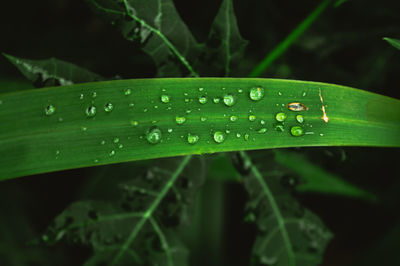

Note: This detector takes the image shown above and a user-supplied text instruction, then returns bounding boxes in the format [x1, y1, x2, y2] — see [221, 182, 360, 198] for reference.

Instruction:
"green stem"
[249, 0, 333, 77]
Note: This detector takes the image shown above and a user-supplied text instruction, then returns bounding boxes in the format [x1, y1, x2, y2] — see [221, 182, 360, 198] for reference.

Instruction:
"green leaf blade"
[383, 37, 400, 51]
[0, 78, 399, 181]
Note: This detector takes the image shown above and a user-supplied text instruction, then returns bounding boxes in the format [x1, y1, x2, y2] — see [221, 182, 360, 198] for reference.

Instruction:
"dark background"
[0, 0, 400, 265]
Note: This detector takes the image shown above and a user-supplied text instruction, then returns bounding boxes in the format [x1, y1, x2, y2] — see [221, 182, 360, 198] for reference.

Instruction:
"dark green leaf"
[198, 0, 248, 76]
[41, 155, 206, 265]
[86, 0, 202, 77]
[237, 151, 333, 266]
[383, 37, 400, 51]
[2, 53, 103, 88]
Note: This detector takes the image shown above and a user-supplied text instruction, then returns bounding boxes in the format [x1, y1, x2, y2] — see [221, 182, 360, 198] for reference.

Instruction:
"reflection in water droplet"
[187, 134, 199, 144]
[198, 96, 207, 104]
[104, 102, 114, 112]
[124, 88, 132, 95]
[223, 94, 236, 106]
[213, 131, 226, 143]
[175, 116, 186, 124]
[161, 95, 170, 103]
[275, 112, 287, 122]
[86, 106, 97, 117]
[45, 105, 56, 116]
[249, 86, 265, 101]
[146, 126, 162, 144]
[296, 114, 304, 123]
[248, 115, 256, 121]
[291, 126, 304, 136]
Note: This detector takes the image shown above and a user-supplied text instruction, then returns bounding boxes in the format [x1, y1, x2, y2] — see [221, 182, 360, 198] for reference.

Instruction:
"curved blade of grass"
[383, 37, 400, 51]
[249, 0, 333, 77]
[0, 77, 399, 181]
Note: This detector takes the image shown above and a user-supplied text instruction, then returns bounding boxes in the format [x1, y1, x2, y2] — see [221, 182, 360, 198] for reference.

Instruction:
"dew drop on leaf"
[175, 116, 186, 125]
[92, 91, 97, 98]
[113, 137, 119, 143]
[85, 106, 96, 117]
[130, 120, 139, 126]
[100, 140, 106, 145]
[249, 86, 265, 101]
[230, 115, 238, 122]
[291, 126, 304, 136]
[200, 117, 207, 122]
[198, 87, 204, 92]
[213, 97, 221, 104]
[187, 133, 199, 144]
[104, 102, 114, 112]
[213, 131, 226, 143]
[161, 95, 170, 103]
[44, 105, 56, 116]
[296, 114, 304, 123]
[146, 126, 162, 144]
[109, 150, 116, 156]
[198, 96, 207, 104]
[124, 88, 132, 96]
[244, 133, 249, 141]
[248, 115, 256, 121]
[275, 112, 287, 122]
[275, 124, 284, 132]
[223, 94, 236, 106]
[258, 128, 267, 134]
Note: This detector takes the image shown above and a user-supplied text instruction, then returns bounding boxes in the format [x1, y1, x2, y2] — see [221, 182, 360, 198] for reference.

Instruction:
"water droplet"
[302, 91, 307, 97]
[109, 150, 116, 156]
[258, 128, 267, 134]
[200, 117, 207, 122]
[244, 133, 249, 141]
[275, 124, 284, 132]
[198, 96, 207, 104]
[260, 120, 266, 125]
[124, 88, 132, 96]
[186, 109, 192, 114]
[130, 120, 139, 126]
[278, 92, 282, 96]
[249, 86, 265, 101]
[259, 255, 278, 265]
[248, 115, 256, 121]
[85, 106, 97, 117]
[81, 126, 87, 132]
[161, 95, 170, 103]
[92, 92, 97, 98]
[175, 116, 186, 125]
[291, 126, 304, 136]
[129, 103, 135, 108]
[45, 105, 56, 116]
[319, 133, 324, 137]
[118, 144, 123, 149]
[223, 94, 236, 106]
[79, 94, 84, 100]
[146, 126, 162, 144]
[101, 140, 106, 145]
[104, 102, 114, 112]
[236, 133, 241, 138]
[143, 108, 148, 112]
[226, 129, 231, 134]
[58, 117, 63, 122]
[296, 114, 304, 123]
[187, 134, 199, 144]
[113, 137, 119, 143]
[198, 87, 204, 92]
[167, 128, 173, 133]
[94, 159, 99, 163]
[184, 98, 190, 103]
[287, 102, 309, 111]
[275, 112, 287, 122]
[213, 97, 221, 103]
[230, 115, 238, 122]
[238, 88, 243, 93]
[213, 131, 226, 143]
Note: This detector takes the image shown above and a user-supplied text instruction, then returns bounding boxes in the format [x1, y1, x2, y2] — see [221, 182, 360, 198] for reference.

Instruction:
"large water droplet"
[85, 106, 97, 117]
[275, 112, 287, 122]
[161, 95, 170, 103]
[198, 96, 207, 104]
[223, 94, 236, 106]
[146, 126, 162, 144]
[291, 126, 304, 136]
[187, 133, 199, 144]
[104, 102, 114, 112]
[175, 116, 186, 125]
[213, 131, 226, 143]
[249, 86, 265, 101]
[45, 105, 56, 116]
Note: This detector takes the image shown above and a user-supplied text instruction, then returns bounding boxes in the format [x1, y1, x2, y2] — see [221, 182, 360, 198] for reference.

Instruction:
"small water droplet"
[167, 128, 173, 133]
[213, 131, 226, 143]
[45, 105, 56, 116]
[94, 159, 99, 163]
[113, 137, 119, 143]
[187, 133, 199, 144]
[81, 126, 87, 132]
[238, 88, 243, 93]
[124, 88, 132, 96]
[146, 126, 162, 144]
[198, 96, 207, 104]
[275, 124, 284, 132]
[226, 129, 231, 134]
[118, 144, 123, 149]
[291, 126, 304, 136]
[200, 117, 207, 122]
[184, 98, 190, 103]
[275, 112, 287, 122]
[248, 115, 256, 121]
[198, 87, 204, 92]
[175, 116, 186, 124]
[186, 109, 192, 114]
[161, 95, 170, 103]
[104, 102, 114, 112]
[319, 133, 324, 137]
[130, 120, 139, 126]
[244, 133, 249, 141]
[109, 150, 116, 156]
[79, 94, 84, 100]
[143, 108, 148, 112]
[92, 92, 97, 98]
[223, 94, 236, 106]
[230, 115, 238, 122]
[258, 128, 267, 134]
[85, 106, 97, 117]
[129, 103, 135, 108]
[278, 92, 282, 96]
[296, 115, 304, 123]
[302, 91, 307, 97]
[236, 133, 241, 138]
[260, 120, 266, 125]
[249, 86, 265, 101]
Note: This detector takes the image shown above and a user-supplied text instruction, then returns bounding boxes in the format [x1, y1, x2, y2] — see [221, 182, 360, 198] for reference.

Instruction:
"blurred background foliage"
[0, 0, 400, 265]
